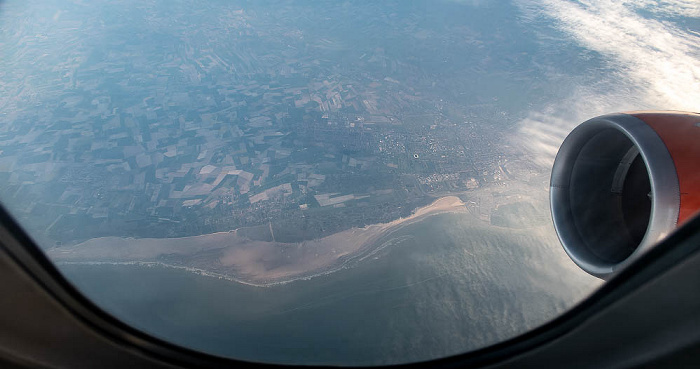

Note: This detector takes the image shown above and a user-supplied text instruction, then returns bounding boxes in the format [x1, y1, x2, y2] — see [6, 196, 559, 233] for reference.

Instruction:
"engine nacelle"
[550, 111, 700, 278]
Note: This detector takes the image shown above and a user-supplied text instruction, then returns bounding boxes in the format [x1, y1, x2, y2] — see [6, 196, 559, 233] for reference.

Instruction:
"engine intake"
[550, 112, 700, 278]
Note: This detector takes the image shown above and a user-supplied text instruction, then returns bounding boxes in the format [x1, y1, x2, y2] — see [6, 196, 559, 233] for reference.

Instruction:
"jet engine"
[550, 111, 700, 278]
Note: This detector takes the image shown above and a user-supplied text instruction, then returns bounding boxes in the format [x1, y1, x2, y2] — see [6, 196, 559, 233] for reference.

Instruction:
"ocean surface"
[59, 212, 600, 366]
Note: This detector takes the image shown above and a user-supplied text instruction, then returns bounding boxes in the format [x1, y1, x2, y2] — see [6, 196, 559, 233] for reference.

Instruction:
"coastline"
[49, 196, 467, 286]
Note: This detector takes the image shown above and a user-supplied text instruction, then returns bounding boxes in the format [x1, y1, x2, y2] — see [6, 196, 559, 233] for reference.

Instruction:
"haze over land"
[1, 0, 556, 249]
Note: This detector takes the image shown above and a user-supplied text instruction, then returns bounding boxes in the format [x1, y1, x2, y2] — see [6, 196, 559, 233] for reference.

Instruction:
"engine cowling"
[550, 111, 700, 279]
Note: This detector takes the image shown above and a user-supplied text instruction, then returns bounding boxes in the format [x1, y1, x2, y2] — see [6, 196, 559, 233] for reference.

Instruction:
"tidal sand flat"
[49, 196, 467, 286]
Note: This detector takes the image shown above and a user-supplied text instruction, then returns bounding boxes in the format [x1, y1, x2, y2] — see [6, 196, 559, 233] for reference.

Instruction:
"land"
[1, 1, 566, 278]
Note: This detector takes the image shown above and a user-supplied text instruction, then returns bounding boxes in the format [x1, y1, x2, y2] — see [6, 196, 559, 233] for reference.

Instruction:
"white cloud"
[630, 0, 700, 18]
[513, 0, 700, 170]
[512, 87, 643, 169]
[540, 0, 700, 109]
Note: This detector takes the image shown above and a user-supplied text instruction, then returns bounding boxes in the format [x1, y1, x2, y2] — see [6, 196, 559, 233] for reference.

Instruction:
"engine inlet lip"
[550, 113, 680, 278]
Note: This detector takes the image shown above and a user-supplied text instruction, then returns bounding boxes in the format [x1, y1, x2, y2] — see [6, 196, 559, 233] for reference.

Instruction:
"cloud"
[630, 0, 700, 18]
[512, 87, 643, 169]
[513, 0, 700, 170]
[539, 0, 700, 109]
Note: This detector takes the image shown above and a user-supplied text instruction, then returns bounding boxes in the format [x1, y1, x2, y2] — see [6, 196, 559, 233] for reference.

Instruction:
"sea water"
[59, 213, 599, 365]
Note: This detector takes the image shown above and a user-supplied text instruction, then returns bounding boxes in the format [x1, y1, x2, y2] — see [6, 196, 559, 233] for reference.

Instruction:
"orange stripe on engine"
[631, 112, 700, 225]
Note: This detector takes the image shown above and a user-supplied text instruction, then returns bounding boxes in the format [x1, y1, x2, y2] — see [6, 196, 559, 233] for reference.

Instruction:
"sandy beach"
[49, 196, 467, 286]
